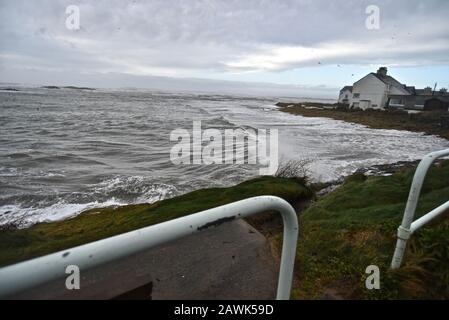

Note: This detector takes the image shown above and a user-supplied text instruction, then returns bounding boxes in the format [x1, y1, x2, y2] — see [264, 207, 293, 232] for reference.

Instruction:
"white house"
[339, 67, 411, 110]
[338, 86, 353, 105]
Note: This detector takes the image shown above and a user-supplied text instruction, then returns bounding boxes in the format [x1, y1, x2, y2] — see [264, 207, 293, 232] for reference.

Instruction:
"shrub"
[275, 159, 312, 182]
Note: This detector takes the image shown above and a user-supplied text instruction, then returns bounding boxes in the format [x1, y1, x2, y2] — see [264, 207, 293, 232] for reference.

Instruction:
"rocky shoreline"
[277, 102, 449, 140]
[314, 160, 422, 198]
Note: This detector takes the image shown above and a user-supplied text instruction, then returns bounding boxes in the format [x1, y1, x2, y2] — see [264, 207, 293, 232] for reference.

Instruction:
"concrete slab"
[11, 220, 278, 300]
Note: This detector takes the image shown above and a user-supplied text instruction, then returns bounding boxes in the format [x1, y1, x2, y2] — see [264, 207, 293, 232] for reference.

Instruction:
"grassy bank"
[1, 162, 448, 299]
[290, 160, 449, 299]
[277, 102, 449, 140]
[0, 176, 313, 267]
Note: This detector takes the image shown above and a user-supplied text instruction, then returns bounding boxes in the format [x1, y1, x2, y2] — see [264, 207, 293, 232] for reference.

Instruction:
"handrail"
[0, 196, 298, 300]
[391, 148, 449, 269]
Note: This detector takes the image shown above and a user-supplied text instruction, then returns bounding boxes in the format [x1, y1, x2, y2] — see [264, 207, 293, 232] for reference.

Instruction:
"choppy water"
[1, 87, 448, 226]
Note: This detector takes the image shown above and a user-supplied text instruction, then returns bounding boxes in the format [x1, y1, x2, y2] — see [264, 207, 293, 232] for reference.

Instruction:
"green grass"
[0, 176, 313, 267]
[1, 162, 448, 299]
[291, 160, 449, 299]
[277, 103, 449, 140]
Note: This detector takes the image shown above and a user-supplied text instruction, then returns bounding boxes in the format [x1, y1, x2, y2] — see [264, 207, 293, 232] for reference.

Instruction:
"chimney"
[424, 87, 432, 95]
[377, 67, 388, 77]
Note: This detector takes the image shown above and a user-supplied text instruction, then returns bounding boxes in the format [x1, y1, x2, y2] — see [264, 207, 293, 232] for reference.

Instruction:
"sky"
[0, 0, 448, 98]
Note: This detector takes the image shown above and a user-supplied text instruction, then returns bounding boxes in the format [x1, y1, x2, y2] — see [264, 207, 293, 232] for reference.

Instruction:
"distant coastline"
[42, 85, 96, 91]
[277, 102, 449, 141]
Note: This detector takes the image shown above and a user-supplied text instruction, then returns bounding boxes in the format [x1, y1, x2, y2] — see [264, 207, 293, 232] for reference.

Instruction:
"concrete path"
[12, 220, 279, 300]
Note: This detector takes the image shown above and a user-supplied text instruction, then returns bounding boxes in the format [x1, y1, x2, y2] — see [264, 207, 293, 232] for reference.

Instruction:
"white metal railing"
[391, 148, 449, 269]
[0, 196, 298, 300]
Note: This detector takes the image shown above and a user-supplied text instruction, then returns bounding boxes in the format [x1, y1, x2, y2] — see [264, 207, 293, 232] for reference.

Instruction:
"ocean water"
[1, 87, 448, 226]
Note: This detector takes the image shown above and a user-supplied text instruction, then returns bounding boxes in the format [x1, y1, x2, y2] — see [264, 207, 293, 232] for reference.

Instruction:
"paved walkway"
[12, 220, 279, 300]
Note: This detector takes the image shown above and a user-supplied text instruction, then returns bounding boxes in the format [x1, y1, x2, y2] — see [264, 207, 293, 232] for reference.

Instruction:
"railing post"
[0, 196, 298, 300]
[391, 148, 449, 269]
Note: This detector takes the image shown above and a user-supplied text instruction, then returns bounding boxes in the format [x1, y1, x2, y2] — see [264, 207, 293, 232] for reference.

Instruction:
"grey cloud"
[0, 0, 448, 89]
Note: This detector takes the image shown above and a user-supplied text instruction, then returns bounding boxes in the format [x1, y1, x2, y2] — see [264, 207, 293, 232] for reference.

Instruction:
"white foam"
[0, 178, 179, 228]
[0, 198, 126, 228]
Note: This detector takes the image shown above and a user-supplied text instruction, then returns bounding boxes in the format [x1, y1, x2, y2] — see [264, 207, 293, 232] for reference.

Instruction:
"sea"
[1, 86, 448, 226]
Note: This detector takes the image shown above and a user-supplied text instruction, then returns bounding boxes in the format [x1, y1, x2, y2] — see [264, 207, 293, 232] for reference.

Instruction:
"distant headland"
[42, 85, 96, 91]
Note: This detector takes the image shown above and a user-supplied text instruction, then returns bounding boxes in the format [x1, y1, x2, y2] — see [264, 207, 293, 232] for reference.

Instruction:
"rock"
[42, 86, 60, 89]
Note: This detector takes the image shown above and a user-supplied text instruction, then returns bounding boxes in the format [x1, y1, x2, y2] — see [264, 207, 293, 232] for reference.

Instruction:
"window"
[390, 98, 403, 105]
[353, 93, 360, 98]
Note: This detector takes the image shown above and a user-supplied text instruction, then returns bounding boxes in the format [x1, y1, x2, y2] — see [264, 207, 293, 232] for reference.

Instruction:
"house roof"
[415, 89, 434, 96]
[396, 88, 449, 97]
[340, 86, 353, 93]
[371, 73, 407, 91]
[388, 94, 449, 103]
[404, 86, 416, 95]
[426, 96, 449, 102]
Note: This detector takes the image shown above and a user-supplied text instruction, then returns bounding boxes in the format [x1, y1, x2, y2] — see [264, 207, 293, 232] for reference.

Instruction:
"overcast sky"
[0, 0, 448, 98]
